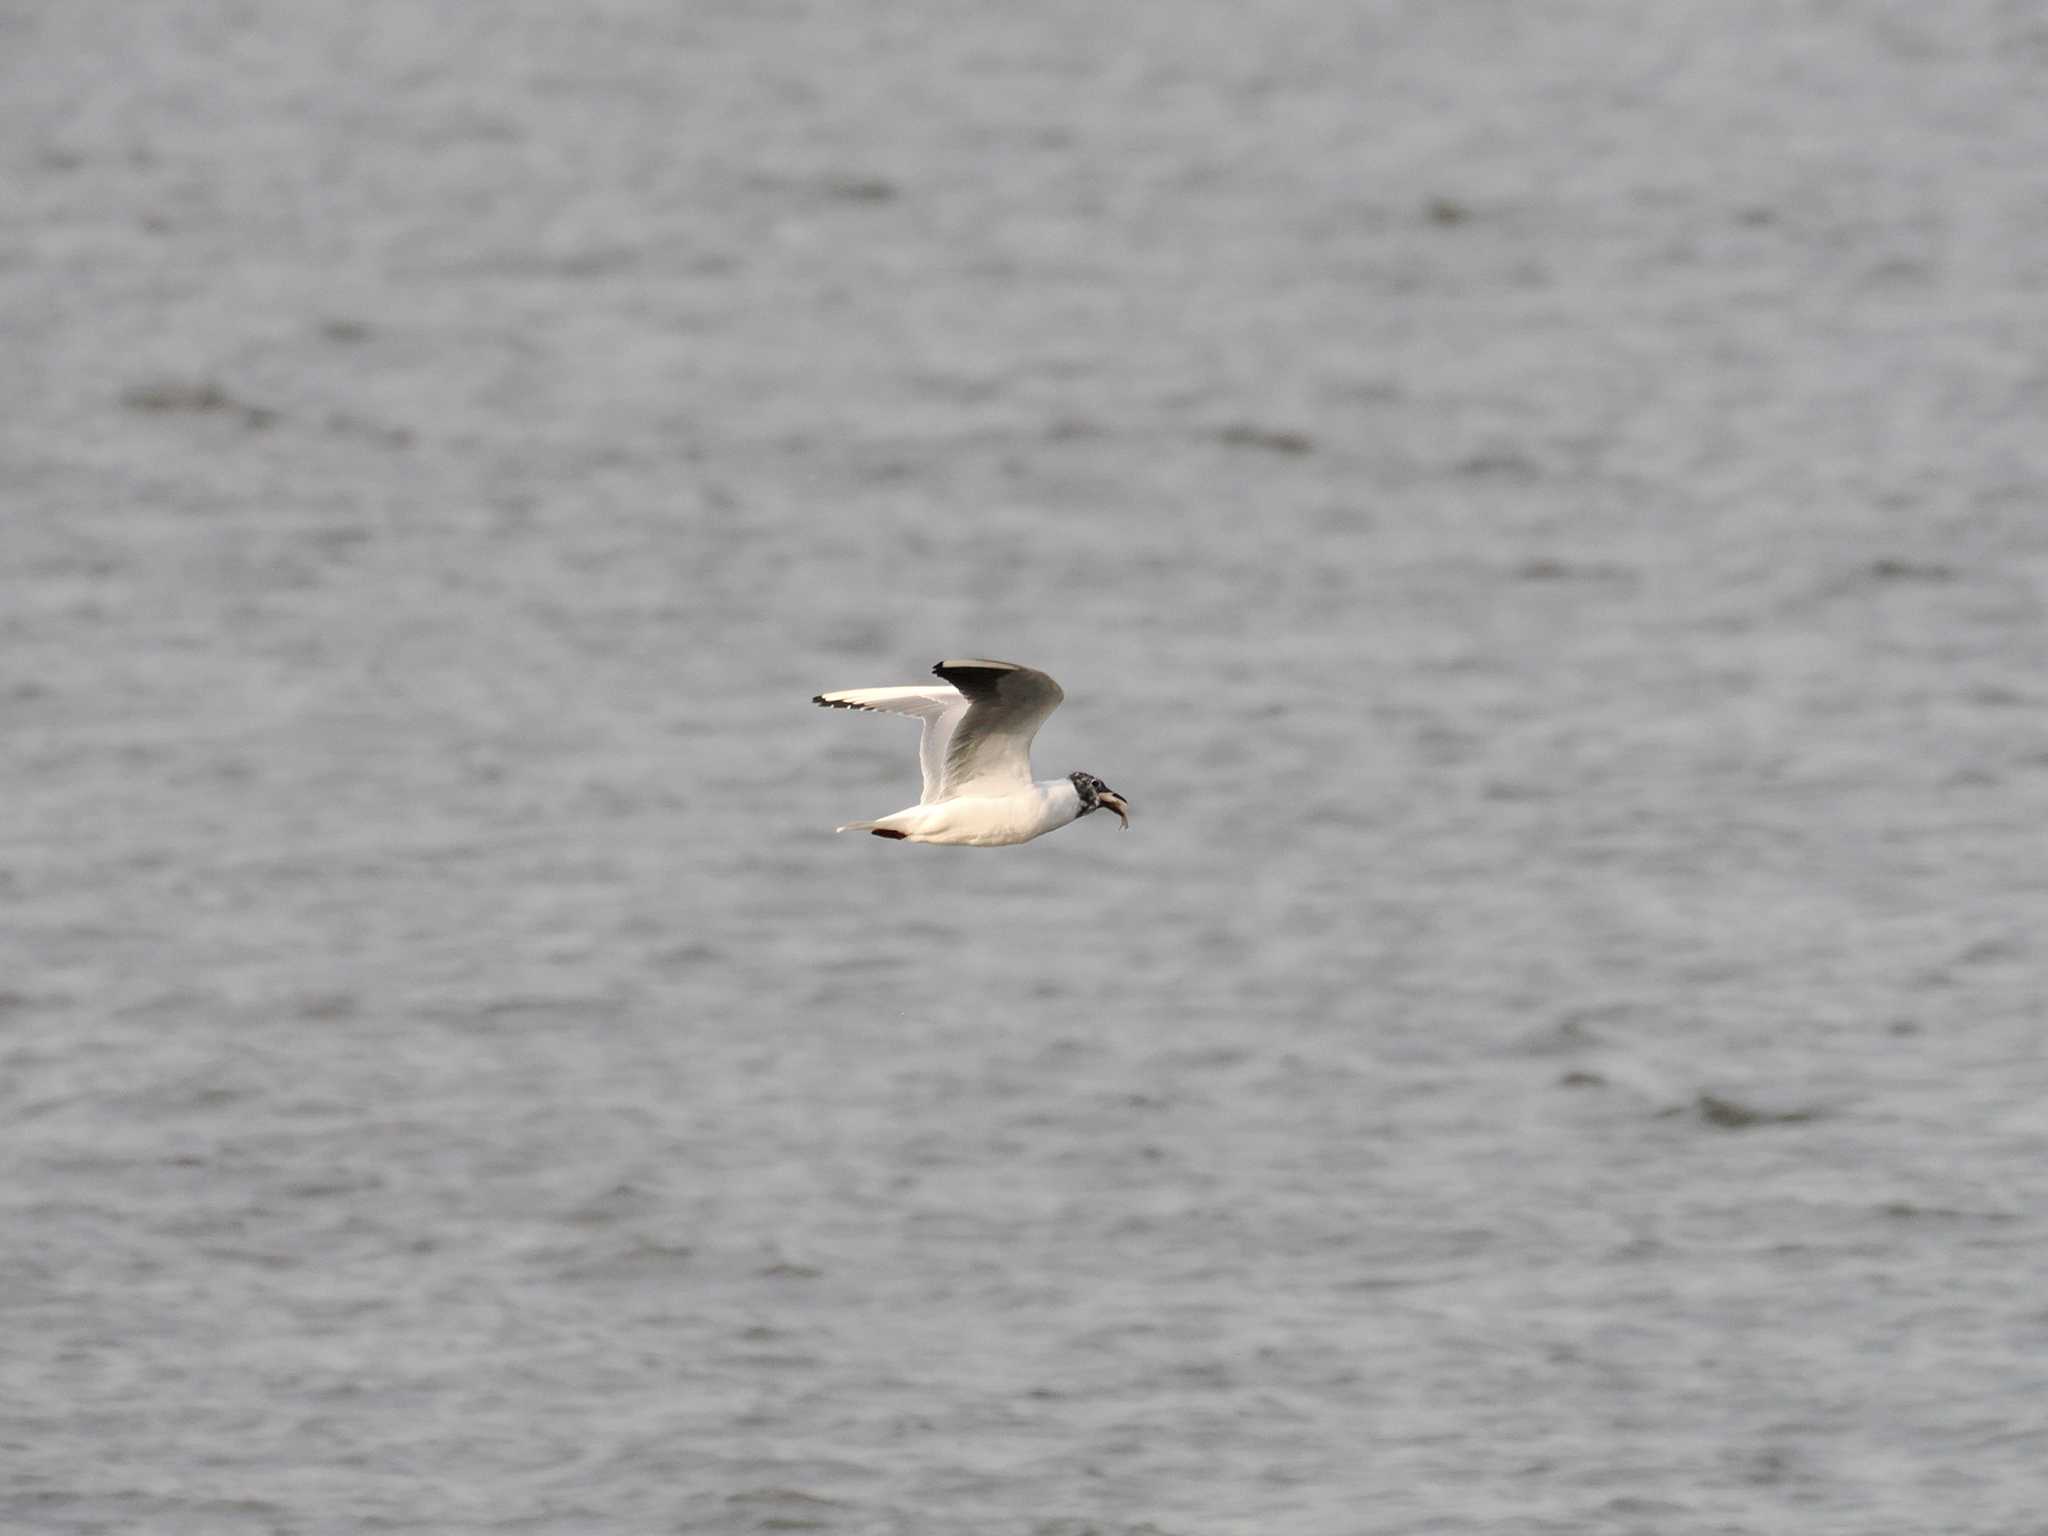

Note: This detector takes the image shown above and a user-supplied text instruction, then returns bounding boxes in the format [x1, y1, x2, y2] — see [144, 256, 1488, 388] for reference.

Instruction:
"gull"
[813, 658, 1130, 846]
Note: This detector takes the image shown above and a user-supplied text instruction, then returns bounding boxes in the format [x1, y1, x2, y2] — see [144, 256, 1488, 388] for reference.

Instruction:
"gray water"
[5, 2, 2047, 1532]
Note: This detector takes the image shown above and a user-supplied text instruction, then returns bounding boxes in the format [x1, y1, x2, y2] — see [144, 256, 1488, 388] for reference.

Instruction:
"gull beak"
[1098, 790, 1130, 829]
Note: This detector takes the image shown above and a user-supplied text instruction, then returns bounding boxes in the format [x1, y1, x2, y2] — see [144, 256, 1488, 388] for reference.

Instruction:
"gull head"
[1070, 772, 1131, 829]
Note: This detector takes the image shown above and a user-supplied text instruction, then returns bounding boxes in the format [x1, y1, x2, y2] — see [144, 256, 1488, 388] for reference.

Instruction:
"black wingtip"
[933, 658, 1028, 699]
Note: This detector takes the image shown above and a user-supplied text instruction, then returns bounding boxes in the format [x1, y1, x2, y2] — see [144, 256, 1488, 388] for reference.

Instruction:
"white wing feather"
[812, 684, 968, 804]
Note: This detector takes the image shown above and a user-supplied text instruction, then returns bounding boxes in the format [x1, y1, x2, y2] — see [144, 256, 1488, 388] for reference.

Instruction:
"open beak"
[1098, 791, 1130, 829]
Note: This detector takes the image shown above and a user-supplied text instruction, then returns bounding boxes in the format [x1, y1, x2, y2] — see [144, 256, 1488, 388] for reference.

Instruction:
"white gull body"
[813, 658, 1130, 847]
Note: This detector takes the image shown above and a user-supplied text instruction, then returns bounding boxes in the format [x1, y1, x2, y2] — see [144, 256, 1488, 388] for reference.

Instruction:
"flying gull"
[813, 658, 1130, 846]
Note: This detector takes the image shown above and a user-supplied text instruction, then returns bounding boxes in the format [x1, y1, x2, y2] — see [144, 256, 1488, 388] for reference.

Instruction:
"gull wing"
[813, 683, 968, 804]
[930, 659, 1065, 798]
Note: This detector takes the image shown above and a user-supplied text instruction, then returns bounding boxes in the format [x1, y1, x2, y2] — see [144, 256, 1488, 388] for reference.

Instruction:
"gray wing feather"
[930, 659, 1066, 796]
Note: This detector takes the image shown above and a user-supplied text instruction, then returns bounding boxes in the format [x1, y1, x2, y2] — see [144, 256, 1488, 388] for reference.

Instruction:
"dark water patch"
[1512, 1005, 1630, 1056]
[1213, 423, 1316, 455]
[323, 412, 415, 449]
[558, 1180, 661, 1227]
[1557, 1069, 1607, 1089]
[1861, 253, 1939, 288]
[1726, 1443, 1810, 1488]
[550, 245, 640, 278]
[725, 1488, 847, 1533]
[196, 1243, 304, 1271]
[1595, 1496, 1692, 1520]
[1453, 446, 1540, 479]
[178, 1498, 299, 1524]
[457, 993, 629, 1026]
[821, 173, 900, 203]
[1310, 504, 1376, 538]
[295, 991, 359, 1022]
[728, 1479, 865, 1503]
[1165, 1358, 1235, 1392]
[1513, 557, 1637, 584]
[1880, 1201, 2018, 1223]
[1867, 557, 1958, 583]
[1480, 777, 1553, 803]
[318, 317, 373, 343]
[855, 455, 917, 484]
[1967, 684, 2033, 708]
[657, 939, 725, 970]
[1951, 934, 2024, 967]
[534, 1222, 697, 1282]
[115, 985, 230, 1021]
[1424, 195, 1473, 226]
[565, 1236, 696, 1278]
[280, 1173, 386, 1200]
[1677, 1092, 1824, 1130]
[719, 1348, 825, 1372]
[120, 379, 277, 429]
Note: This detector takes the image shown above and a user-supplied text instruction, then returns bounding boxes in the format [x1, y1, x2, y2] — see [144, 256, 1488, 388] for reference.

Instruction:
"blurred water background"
[5, 2, 2047, 1532]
